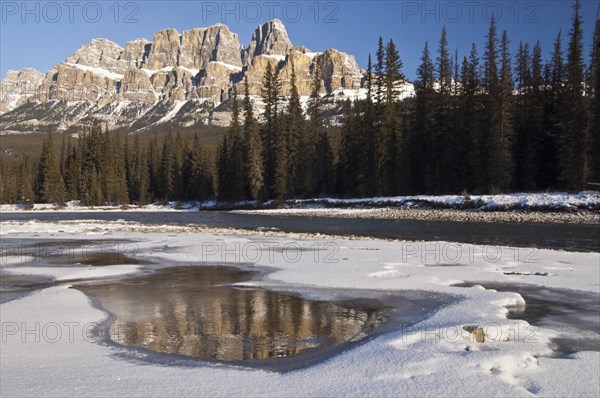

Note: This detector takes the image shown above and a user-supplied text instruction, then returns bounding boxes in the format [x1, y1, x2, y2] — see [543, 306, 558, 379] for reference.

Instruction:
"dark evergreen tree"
[37, 132, 66, 204]
[260, 62, 281, 198]
[276, 56, 305, 198]
[411, 41, 436, 194]
[358, 55, 378, 197]
[337, 100, 360, 196]
[431, 27, 454, 193]
[482, 18, 513, 192]
[540, 32, 565, 188]
[243, 75, 266, 201]
[378, 39, 403, 195]
[307, 62, 330, 196]
[559, 0, 588, 189]
[461, 43, 484, 191]
[127, 135, 149, 204]
[375, 36, 385, 108]
[185, 133, 213, 201]
[588, 17, 600, 184]
[217, 87, 245, 201]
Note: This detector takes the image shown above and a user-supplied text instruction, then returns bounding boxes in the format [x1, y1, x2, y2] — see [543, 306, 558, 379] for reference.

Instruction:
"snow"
[209, 61, 243, 72]
[152, 100, 187, 125]
[67, 64, 124, 80]
[0, 219, 598, 396]
[175, 66, 201, 76]
[304, 52, 322, 59]
[1, 192, 598, 214]
[261, 54, 287, 62]
[0, 200, 204, 213]
[242, 192, 600, 212]
[329, 88, 369, 101]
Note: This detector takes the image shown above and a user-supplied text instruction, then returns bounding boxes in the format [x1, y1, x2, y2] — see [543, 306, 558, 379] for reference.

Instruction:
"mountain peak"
[245, 19, 292, 61]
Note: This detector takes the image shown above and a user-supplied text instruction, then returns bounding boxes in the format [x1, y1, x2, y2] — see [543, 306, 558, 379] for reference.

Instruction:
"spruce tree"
[375, 36, 385, 108]
[358, 55, 378, 197]
[307, 62, 327, 196]
[276, 56, 305, 198]
[217, 87, 246, 201]
[216, 134, 230, 201]
[37, 132, 66, 204]
[243, 75, 266, 201]
[431, 27, 454, 193]
[378, 39, 403, 195]
[496, 30, 515, 191]
[461, 43, 484, 191]
[540, 32, 565, 188]
[186, 133, 213, 201]
[560, 0, 588, 189]
[482, 17, 513, 192]
[588, 17, 600, 184]
[261, 62, 281, 198]
[412, 41, 435, 194]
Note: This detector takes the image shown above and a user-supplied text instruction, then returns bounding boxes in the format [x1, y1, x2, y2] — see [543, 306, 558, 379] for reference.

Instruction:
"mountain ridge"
[0, 19, 414, 134]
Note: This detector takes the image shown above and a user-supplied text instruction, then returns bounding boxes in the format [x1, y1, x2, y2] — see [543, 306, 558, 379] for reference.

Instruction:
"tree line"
[1, 1, 598, 205]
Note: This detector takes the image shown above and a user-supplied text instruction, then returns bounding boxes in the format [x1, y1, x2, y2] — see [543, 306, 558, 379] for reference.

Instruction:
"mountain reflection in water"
[80, 267, 389, 361]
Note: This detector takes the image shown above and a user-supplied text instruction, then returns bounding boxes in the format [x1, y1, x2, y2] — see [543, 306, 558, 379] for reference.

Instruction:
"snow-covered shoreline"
[1, 219, 599, 396]
[1, 192, 599, 213]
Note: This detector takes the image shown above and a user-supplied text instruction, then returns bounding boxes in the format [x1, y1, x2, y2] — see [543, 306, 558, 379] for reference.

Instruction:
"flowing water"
[2, 211, 598, 251]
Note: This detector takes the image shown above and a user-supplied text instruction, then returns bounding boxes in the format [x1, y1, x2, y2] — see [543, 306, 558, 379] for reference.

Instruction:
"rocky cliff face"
[0, 68, 44, 114]
[0, 19, 408, 134]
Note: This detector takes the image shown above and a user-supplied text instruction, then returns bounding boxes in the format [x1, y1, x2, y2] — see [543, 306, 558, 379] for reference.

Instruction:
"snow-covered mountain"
[0, 19, 415, 134]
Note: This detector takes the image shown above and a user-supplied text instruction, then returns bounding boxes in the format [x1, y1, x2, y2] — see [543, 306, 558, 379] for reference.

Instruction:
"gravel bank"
[236, 208, 600, 224]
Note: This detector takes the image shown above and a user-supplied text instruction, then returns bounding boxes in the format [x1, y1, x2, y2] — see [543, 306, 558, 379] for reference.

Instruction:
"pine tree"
[412, 41, 435, 194]
[461, 43, 484, 191]
[243, 75, 266, 201]
[337, 100, 360, 196]
[127, 135, 149, 205]
[186, 133, 213, 201]
[358, 54, 378, 197]
[378, 39, 403, 195]
[588, 17, 600, 184]
[276, 56, 305, 198]
[496, 30, 515, 191]
[559, 0, 588, 189]
[307, 62, 328, 196]
[147, 135, 161, 201]
[261, 62, 281, 198]
[64, 138, 79, 201]
[540, 32, 565, 188]
[216, 134, 230, 201]
[375, 36, 385, 108]
[159, 132, 175, 201]
[482, 18, 513, 192]
[431, 27, 454, 193]
[37, 132, 66, 204]
[217, 87, 245, 201]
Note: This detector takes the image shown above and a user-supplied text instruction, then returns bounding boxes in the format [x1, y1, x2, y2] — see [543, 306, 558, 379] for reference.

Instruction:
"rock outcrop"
[245, 19, 293, 61]
[0, 68, 44, 114]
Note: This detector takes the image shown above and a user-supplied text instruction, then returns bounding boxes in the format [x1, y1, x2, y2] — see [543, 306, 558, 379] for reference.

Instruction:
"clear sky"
[1, 0, 599, 80]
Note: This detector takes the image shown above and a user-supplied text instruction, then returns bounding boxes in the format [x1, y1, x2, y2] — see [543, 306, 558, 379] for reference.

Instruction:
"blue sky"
[1, 0, 599, 80]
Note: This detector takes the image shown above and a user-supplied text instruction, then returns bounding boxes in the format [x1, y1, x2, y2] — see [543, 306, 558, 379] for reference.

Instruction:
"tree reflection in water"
[81, 267, 389, 361]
